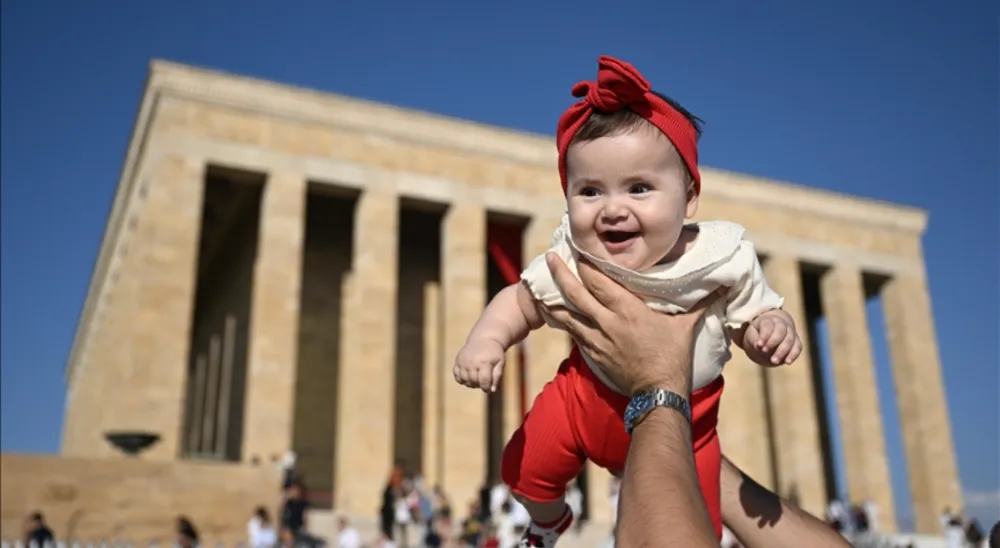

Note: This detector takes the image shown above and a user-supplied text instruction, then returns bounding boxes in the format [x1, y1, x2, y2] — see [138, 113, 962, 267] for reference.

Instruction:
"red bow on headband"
[556, 55, 701, 194]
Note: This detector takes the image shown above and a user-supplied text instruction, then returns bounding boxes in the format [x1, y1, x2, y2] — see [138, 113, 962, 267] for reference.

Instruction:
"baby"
[453, 55, 802, 547]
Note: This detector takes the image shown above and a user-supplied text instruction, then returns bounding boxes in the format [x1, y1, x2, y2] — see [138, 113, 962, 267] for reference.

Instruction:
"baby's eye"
[580, 187, 601, 197]
[630, 183, 652, 194]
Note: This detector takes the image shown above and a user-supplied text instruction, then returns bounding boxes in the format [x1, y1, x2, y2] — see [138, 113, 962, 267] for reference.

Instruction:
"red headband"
[556, 55, 701, 194]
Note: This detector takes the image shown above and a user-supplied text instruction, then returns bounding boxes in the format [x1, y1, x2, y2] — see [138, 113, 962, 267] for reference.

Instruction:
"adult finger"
[546, 305, 604, 345]
[576, 259, 634, 313]
[546, 253, 610, 324]
[689, 289, 724, 314]
[675, 290, 721, 330]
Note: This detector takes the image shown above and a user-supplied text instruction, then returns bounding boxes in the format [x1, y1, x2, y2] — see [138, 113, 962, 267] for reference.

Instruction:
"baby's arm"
[454, 282, 543, 392]
[466, 282, 545, 349]
[723, 241, 801, 366]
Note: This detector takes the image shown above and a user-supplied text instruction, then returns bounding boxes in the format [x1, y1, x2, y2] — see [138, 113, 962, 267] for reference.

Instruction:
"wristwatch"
[623, 388, 692, 434]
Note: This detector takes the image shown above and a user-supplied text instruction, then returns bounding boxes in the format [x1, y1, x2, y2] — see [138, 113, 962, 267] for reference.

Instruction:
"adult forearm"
[720, 457, 849, 548]
[616, 408, 717, 548]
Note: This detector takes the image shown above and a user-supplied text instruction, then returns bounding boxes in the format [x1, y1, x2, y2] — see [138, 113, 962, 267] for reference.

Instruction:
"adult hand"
[540, 252, 717, 397]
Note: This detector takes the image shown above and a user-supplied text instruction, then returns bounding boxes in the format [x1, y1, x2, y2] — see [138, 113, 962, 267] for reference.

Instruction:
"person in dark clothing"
[379, 482, 397, 540]
[966, 518, 985, 546]
[281, 479, 310, 543]
[24, 512, 54, 547]
[379, 463, 405, 540]
[989, 520, 999, 548]
[176, 516, 199, 548]
[851, 504, 869, 533]
[478, 484, 492, 523]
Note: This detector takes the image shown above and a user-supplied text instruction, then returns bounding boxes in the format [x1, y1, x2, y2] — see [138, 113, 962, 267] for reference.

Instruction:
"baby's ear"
[685, 183, 700, 219]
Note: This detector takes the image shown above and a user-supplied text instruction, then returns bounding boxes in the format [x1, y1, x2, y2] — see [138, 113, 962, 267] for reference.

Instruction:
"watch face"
[624, 392, 652, 426]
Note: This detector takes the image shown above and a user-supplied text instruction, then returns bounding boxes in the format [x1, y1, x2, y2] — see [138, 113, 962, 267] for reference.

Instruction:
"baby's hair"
[569, 91, 704, 183]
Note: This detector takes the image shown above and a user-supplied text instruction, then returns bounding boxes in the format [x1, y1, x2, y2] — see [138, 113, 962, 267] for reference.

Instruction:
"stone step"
[308, 510, 614, 547]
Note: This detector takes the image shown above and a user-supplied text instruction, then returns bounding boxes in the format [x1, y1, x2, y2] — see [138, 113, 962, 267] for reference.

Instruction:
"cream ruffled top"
[521, 215, 784, 392]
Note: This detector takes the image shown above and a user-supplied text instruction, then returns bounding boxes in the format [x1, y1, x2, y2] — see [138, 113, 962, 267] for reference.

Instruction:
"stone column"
[116, 154, 206, 459]
[334, 188, 399, 514]
[502, 346, 524, 442]
[422, 281, 443, 487]
[522, 215, 570, 401]
[241, 172, 307, 463]
[821, 264, 896, 531]
[881, 272, 962, 535]
[441, 203, 487, 507]
[763, 255, 827, 515]
[718, 355, 774, 489]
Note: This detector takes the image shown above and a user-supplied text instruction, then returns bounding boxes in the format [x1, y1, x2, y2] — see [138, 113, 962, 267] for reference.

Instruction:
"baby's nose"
[601, 201, 629, 219]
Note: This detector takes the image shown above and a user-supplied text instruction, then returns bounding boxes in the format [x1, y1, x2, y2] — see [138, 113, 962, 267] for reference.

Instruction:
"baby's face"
[565, 129, 698, 271]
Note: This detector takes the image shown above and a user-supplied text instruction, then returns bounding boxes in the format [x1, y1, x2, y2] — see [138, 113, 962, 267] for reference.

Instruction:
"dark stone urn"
[104, 430, 161, 457]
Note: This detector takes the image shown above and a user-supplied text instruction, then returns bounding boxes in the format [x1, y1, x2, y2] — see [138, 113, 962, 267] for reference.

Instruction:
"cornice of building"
[148, 59, 928, 235]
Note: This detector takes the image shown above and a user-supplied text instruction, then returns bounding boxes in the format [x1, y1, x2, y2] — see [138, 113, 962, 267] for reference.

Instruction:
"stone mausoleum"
[2, 60, 962, 542]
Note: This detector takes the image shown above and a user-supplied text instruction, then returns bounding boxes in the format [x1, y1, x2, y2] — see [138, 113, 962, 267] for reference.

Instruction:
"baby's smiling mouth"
[599, 230, 639, 244]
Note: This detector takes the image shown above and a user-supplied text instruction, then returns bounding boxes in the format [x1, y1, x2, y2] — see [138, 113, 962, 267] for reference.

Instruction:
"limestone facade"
[59, 60, 961, 534]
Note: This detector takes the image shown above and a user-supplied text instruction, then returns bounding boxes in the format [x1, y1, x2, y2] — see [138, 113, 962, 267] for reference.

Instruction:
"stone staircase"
[309, 510, 614, 547]
[309, 510, 950, 548]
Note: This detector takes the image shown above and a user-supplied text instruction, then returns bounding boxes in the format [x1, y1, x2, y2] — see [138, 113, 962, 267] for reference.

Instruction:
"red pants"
[501, 346, 724, 539]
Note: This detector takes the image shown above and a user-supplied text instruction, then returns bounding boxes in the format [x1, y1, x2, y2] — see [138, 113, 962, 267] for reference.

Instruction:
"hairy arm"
[720, 457, 850, 548]
[465, 282, 544, 348]
[617, 408, 719, 548]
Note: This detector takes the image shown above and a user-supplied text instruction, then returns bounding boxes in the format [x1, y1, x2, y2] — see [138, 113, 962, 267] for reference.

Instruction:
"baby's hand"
[454, 338, 506, 393]
[743, 310, 802, 366]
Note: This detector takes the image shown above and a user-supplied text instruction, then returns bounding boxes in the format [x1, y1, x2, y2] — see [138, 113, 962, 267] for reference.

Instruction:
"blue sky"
[1, 0, 997, 530]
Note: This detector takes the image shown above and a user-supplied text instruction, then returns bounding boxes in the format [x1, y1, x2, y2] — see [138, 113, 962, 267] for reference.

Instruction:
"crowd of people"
[373, 460, 589, 547]
[939, 508, 991, 548]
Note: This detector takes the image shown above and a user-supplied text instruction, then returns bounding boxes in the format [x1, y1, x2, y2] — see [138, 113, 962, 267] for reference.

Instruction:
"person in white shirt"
[940, 507, 954, 535]
[335, 516, 361, 548]
[509, 496, 531, 537]
[861, 498, 878, 532]
[247, 507, 278, 548]
[945, 515, 965, 548]
[564, 481, 583, 532]
[826, 498, 848, 532]
[489, 480, 510, 519]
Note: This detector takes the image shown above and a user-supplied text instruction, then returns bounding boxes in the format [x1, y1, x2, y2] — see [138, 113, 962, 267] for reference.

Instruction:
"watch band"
[624, 388, 692, 435]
